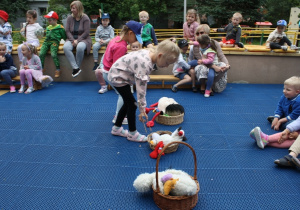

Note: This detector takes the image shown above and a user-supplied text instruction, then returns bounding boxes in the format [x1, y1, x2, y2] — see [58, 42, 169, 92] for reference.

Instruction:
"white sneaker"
[98, 86, 108, 94]
[112, 116, 128, 124]
[18, 85, 25, 93]
[291, 45, 299, 50]
[25, 87, 34, 94]
[281, 46, 288, 51]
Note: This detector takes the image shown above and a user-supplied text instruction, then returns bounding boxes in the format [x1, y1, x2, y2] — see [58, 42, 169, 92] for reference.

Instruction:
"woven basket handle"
[155, 141, 197, 193]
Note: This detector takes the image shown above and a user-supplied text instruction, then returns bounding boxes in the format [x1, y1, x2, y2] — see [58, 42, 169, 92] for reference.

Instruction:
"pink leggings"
[19, 69, 34, 87]
[267, 132, 295, 148]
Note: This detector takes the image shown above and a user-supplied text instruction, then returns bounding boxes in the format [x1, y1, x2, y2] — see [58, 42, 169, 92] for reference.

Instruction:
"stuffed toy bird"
[133, 169, 198, 196]
[146, 97, 184, 127]
[150, 127, 187, 147]
[149, 141, 165, 159]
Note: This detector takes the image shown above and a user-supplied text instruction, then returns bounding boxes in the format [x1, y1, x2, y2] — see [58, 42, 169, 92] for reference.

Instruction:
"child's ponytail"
[24, 42, 37, 55]
[197, 34, 217, 52]
[117, 24, 132, 43]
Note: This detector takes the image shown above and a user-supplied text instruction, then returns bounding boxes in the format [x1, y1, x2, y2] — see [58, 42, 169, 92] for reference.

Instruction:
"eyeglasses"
[196, 31, 204, 36]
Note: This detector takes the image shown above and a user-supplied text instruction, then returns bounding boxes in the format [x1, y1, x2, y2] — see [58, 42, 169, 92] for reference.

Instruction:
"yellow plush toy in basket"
[133, 142, 200, 210]
[147, 127, 186, 154]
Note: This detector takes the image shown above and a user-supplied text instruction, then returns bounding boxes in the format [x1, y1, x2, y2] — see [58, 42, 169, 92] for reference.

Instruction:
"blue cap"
[126, 20, 143, 44]
[277, 20, 287, 26]
[101, 13, 110, 19]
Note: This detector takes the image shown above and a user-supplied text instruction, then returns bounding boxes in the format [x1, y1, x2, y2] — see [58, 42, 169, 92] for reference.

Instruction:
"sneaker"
[93, 63, 99, 71]
[10, 86, 16, 93]
[55, 70, 60, 78]
[112, 116, 128, 125]
[267, 116, 274, 123]
[25, 87, 34, 94]
[42, 76, 53, 87]
[72, 68, 82, 77]
[204, 90, 210, 97]
[237, 42, 244, 48]
[171, 85, 178, 93]
[98, 86, 108, 94]
[281, 46, 288, 51]
[18, 85, 25, 93]
[249, 128, 256, 141]
[291, 45, 300, 50]
[252, 127, 268, 149]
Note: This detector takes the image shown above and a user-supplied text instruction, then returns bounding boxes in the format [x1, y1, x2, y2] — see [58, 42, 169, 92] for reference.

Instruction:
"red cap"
[44, 11, 59, 20]
[0, 10, 9, 22]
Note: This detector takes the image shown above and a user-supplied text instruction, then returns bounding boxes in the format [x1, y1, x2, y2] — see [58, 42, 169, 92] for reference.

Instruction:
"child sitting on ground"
[171, 39, 196, 93]
[0, 42, 17, 92]
[213, 12, 244, 48]
[108, 39, 180, 142]
[39, 11, 66, 78]
[0, 10, 13, 54]
[194, 34, 226, 97]
[92, 13, 114, 70]
[139, 11, 158, 48]
[266, 20, 298, 51]
[250, 126, 298, 149]
[183, 9, 199, 42]
[267, 76, 300, 130]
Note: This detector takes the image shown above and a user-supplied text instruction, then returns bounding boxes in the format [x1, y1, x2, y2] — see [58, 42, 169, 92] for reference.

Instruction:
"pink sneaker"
[253, 127, 268, 149]
[204, 90, 210, 97]
[10, 86, 16, 93]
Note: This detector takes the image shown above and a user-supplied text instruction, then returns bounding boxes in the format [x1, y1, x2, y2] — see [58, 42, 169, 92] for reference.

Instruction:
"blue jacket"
[0, 54, 15, 71]
[274, 94, 300, 121]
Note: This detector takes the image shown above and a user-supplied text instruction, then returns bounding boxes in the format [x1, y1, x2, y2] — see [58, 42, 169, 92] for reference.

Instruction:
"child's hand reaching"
[289, 132, 299, 139]
[24, 65, 29, 69]
[99, 39, 105, 45]
[279, 129, 290, 143]
[197, 59, 203, 64]
[139, 112, 148, 123]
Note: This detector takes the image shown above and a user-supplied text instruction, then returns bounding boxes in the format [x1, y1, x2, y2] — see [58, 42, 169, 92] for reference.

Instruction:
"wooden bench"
[149, 75, 179, 89]
[0, 75, 42, 90]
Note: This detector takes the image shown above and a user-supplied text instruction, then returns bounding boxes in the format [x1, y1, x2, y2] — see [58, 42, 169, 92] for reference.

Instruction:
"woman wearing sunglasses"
[188, 24, 230, 94]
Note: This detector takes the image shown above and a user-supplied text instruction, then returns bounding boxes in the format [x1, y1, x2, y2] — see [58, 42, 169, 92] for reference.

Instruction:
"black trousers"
[270, 36, 292, 49]
[114, 85, 137, 131]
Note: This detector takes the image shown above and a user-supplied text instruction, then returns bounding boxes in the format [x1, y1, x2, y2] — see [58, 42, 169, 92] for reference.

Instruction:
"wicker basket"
[147, 131, 179, 154]
[152, 141, 200, 210]
[155, 113, 184, 125]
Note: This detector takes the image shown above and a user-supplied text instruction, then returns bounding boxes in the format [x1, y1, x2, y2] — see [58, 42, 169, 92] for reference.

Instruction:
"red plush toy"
[149, 141, 165, 159]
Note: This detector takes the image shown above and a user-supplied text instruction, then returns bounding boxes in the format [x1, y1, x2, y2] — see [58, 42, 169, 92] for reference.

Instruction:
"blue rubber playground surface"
[0, 82, 299, 209]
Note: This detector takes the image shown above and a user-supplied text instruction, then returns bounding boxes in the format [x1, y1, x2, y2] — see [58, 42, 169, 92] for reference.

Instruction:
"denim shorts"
[175, 72, 189, 80]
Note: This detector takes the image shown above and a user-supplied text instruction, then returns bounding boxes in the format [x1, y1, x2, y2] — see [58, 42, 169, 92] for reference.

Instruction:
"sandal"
[111, 126, 128, 137]
[274, 155, 296, 168]
[127, 131, 147, 142]
[291, 156, 300, 168]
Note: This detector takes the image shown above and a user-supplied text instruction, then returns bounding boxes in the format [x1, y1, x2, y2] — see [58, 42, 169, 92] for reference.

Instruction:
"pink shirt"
[103, 36, 128, 71]
[108, 49, 154, 112]
[183, 21, 199, 41]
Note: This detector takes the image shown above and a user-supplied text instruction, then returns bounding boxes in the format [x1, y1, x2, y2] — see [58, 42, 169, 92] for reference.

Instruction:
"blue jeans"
[0, 68, 17, 86]
[188, 60, 198, 67]
[206, 68, 215, 90]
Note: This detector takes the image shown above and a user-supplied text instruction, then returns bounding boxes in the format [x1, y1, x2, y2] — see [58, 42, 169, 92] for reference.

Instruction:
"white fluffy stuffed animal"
[133, 169, 198, 196]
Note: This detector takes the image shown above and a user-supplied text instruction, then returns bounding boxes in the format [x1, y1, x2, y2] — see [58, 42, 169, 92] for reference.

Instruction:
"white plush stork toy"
[146, 97, 184, 127]
[150, 127, 187, 146]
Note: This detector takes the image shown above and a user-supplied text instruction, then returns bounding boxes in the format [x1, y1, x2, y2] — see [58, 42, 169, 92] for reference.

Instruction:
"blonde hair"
[151, 39, 180, 61]
[196, 24, 210, 35]
[23, 43, 37, 55]
[233, 12, 242, 21]
[70, 1, 84, 18]
[139, 11, 149, 18]
[0, 42, 7, 49]
[187, 9, 197, 18]
[117, 25, 132, 42]
[284, 76, 300, 90]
